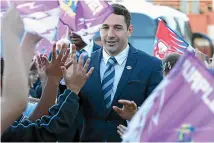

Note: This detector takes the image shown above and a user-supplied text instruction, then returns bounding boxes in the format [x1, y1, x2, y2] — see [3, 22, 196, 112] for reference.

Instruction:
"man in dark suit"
[79, 4, 163, 142]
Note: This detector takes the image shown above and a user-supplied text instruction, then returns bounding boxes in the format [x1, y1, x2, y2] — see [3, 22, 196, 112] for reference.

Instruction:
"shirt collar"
[77, 40, 94, 57]
[102, 44, 130, 66]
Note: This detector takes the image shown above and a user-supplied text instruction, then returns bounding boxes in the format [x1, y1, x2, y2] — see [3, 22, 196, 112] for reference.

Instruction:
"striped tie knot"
[108, 57, 117, 66]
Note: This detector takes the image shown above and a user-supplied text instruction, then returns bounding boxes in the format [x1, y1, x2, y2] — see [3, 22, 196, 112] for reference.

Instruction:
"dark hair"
[111, 4, 131, 28]
[162, 53, 181, 74]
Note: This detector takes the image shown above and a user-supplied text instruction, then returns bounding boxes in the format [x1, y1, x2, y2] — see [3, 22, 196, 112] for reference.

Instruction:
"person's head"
[100, 4, 133, 56]
[162, 53, 181, 76]
[28, 61, 39, 88]
[69, 32, 87, 51]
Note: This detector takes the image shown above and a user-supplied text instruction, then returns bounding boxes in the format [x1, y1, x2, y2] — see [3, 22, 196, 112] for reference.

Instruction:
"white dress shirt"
[100, 44, 130, 103]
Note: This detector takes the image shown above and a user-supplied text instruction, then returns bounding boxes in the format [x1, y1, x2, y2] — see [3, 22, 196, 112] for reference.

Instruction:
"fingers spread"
[36, 55, 42, 68]
[71, 44, 76, 55]
[118, 124, 127, 132]
[51, 43, 57, 62]
[61, 49, 70, 65]
[65, 60, 73, 69]
[118, 100, 131, 107]
[61, 66, 67, 77]
[78, 54, 84, 68]
[117, 130, 123, 137]
[113, 106, 123, 115]
[57, 43, 67, 60]
[85, 67, 94, 79]
[83, 58, 90, 73]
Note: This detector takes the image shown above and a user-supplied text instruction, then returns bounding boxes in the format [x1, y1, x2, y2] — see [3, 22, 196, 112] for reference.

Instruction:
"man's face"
[100, 13, 133, 56]
[69, 32, 86, 48]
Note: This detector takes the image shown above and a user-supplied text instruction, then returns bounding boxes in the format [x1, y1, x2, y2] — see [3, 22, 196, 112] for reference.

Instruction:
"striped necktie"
[102, 57, 117, 109]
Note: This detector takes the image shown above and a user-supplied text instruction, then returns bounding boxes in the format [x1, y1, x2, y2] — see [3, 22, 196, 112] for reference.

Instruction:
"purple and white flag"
[59, 0, 113, 44]
[123, 51, 214, 142]
[7, 1, 60, 40]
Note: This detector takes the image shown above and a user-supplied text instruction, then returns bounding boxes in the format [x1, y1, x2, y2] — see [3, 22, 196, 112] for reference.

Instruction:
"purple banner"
[6, 0, 60, 40]
[59, 0, 113, 44]
[123, 51, 214, 142]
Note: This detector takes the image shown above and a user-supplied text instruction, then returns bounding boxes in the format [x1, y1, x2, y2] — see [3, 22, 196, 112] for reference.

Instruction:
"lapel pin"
[126, 66, 132, 70]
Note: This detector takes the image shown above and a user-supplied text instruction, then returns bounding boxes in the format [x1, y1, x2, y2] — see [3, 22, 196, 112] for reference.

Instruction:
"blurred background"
[107, 0, 214, 58]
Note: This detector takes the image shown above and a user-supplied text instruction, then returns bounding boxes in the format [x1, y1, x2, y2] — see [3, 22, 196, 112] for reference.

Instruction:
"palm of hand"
[64, 64, 85, 90]
[46, 62, 63, 78]
[120, 106, 136, 120]
[38, 64, 48, 80]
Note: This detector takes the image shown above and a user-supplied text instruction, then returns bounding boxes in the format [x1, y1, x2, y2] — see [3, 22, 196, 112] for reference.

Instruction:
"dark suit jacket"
[79, 44, 163, 142]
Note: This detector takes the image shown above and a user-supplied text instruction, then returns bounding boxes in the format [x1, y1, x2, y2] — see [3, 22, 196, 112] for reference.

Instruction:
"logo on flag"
[154, 20, 193, 59]
[177, 124, 195, 142]
[5, 1, 61, 41]
[59, 0, 77, 17]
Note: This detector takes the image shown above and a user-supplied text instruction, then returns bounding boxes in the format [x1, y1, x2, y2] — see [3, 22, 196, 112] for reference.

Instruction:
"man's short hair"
[111, 4, 131, 28]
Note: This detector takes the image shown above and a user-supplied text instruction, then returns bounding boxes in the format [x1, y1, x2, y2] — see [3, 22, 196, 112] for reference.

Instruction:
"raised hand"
[61, 44, 94, 95]
[35, 55, 49, 88]
[113, 100, 137, 121]
[1, 6, 28, 134]
[45, 43, 71, 84]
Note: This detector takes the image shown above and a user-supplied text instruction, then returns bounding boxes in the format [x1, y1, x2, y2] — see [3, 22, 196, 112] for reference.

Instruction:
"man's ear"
[127, 24, 133, 37]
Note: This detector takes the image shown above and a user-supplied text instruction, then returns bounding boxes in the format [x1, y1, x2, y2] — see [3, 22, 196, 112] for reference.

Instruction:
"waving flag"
[123, 51, 214, 142]
[59, 0, 113, 44]
[154, 20, 194, 59]
[7, 1, 60, 41]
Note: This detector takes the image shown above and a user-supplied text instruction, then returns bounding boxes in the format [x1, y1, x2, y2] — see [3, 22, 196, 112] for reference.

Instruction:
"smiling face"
[100, 4, 133, 56]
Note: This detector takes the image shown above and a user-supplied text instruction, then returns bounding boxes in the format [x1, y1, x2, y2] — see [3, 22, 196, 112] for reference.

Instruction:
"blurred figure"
[28, 61, 39, 98]
[162, 53, 181, 76]
[1, 7, 30, 134]
[44, 30, 101, 142]
[1, 49, 94, 141]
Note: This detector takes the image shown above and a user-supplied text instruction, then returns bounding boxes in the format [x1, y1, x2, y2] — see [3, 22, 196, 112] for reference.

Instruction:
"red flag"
[154, 20, 192, 59]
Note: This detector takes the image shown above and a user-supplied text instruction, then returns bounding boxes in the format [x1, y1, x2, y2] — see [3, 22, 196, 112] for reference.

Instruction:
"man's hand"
[113, 100, 137, 121]
[61, 44, 94, 95]
[117, 124, 127, 138]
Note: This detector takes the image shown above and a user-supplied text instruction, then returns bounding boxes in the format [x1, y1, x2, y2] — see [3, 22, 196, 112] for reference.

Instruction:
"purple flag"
[7, 1, 60, 40]
[59, 0, 113, 44]
[123, 51, 214, 142]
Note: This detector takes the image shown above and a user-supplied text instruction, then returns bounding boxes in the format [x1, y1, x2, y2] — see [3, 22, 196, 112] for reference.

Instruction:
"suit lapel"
[92, 42, 101, 52]
[87, 49, 107, 115]
[106, 45, 138, 116]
